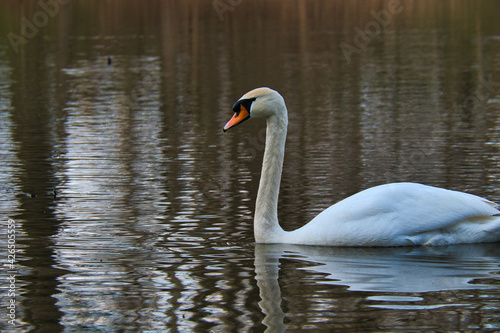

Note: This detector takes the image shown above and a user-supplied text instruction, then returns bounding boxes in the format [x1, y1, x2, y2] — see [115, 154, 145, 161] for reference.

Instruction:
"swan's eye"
[232, 98, 256, 115]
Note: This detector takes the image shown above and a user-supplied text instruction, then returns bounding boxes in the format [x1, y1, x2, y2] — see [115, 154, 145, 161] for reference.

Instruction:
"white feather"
[286, 182, 500, 246]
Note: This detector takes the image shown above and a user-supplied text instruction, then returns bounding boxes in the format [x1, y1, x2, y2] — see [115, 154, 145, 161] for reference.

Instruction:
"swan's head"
[223, 87, 286, 132]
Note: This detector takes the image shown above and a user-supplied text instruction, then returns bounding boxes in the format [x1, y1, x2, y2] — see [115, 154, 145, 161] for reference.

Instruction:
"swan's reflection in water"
[254, 243, 500, 331]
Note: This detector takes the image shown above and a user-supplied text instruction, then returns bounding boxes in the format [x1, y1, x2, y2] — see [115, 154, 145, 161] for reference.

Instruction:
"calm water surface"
[1, 0, 500, 331]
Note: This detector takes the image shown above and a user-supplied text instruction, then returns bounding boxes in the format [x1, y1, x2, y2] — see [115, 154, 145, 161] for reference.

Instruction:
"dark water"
[1, 0, 500, 331]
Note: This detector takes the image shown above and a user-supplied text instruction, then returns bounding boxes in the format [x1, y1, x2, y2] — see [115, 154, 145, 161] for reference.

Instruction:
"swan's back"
[285, 183, 500, 246]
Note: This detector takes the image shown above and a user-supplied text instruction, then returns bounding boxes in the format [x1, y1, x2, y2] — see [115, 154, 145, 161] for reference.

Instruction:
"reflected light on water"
[0, 0, 500, 332]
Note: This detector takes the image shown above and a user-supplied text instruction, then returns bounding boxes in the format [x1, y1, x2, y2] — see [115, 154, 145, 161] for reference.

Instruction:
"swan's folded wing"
[300, 183, 500, 246]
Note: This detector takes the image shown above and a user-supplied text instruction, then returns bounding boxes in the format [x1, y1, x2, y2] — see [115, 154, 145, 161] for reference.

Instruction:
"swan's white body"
[224, 87, 500, 246]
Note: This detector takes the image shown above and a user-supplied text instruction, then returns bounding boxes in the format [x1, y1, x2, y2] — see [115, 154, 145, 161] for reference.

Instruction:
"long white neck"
[254, 112, 288, 243]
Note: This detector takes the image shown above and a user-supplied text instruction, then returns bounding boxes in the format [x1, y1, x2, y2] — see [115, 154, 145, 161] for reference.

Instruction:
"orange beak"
[223, 105, 250, 132]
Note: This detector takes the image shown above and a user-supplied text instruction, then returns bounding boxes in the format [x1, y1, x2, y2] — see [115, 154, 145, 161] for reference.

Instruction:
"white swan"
[223, 87, 500, 246]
